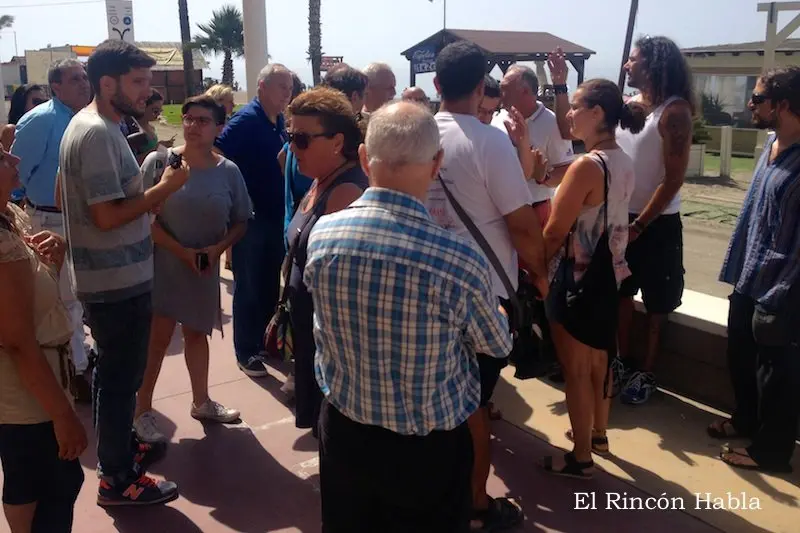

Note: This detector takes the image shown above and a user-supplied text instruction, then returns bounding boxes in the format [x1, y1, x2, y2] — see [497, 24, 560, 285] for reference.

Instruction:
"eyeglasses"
[288, 131, 332, 150]
[750, 92, 769, 105]
[182, 115, 214, 127]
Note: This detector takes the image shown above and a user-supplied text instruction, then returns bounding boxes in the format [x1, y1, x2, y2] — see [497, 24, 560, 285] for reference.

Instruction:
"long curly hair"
[636, 36, 695, 114]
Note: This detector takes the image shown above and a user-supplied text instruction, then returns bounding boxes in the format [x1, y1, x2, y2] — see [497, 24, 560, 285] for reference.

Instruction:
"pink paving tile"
[0, 275, 734, 532]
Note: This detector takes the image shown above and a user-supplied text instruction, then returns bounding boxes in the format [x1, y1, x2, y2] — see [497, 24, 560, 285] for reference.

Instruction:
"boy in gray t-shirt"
[58, 39, 188, 507]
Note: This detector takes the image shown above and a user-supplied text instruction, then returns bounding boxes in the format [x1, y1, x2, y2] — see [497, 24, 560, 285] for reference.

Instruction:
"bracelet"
[553, 84, 568, 95]
[631, 219, 646, 233]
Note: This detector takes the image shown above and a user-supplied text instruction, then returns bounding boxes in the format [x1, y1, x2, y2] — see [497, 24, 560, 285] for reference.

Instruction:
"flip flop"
[720, 445, 792, 473]
[707, 419, 745, 439]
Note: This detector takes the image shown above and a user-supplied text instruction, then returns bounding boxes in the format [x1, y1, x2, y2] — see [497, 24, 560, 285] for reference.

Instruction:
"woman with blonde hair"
[205, 84, 235, 119]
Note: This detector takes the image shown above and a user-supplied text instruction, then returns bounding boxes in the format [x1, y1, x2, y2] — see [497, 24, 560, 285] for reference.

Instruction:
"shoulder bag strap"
[277, 168, 350, 306]
[437, 174, 522, 327]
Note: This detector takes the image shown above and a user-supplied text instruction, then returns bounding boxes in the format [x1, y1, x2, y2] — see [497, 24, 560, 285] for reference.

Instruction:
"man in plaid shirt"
[304, 101, 512, 532]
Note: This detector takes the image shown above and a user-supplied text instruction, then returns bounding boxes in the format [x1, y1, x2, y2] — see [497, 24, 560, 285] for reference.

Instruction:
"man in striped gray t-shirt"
[59, 40, 188, 507]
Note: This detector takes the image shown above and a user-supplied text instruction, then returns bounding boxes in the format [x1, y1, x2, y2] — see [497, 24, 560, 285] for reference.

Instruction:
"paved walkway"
[0, 271, 788, 532]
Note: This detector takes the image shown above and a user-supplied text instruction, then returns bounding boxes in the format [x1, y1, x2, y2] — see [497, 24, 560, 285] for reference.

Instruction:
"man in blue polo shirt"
[12, 58, 92, 382]
[216, 63, 293, 377]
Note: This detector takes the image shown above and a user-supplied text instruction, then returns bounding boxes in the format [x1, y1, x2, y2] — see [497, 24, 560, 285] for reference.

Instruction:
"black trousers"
[727, 292, 800, 468]
[318, 401, 473, 533]
[0, 422, 84, 533]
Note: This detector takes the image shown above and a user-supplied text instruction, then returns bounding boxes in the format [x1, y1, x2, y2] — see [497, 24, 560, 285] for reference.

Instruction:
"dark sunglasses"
[288, 131, 332, 150]
[31, 98, 48, 106]
[750, 92, 769, 105]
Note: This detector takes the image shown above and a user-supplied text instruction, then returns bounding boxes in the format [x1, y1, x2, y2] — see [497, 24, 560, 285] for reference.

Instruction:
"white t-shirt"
[492, 103, 575, 204]
[426, 112, 533, 299]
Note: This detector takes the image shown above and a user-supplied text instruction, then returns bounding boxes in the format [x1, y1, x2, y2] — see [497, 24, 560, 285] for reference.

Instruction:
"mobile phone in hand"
[168, 151, 183, 169]
[195, 251, 209, 272]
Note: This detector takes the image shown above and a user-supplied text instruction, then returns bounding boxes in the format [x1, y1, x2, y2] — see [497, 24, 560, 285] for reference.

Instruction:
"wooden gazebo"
[401, 29, 595, 88]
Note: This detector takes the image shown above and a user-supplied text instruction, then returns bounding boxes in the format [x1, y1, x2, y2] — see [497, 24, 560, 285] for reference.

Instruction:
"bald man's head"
[401, 87, 429, 105]
[360, 101, 443, 199]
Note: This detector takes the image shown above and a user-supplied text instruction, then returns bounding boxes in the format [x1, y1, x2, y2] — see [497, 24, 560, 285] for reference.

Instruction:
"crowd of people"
[0, 32, 798, 533]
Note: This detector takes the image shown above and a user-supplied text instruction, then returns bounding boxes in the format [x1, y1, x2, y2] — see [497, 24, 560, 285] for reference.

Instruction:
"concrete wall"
[630, 291, 734, 411]
[25, 50, 74, 85]
[704, 126, 759, 156]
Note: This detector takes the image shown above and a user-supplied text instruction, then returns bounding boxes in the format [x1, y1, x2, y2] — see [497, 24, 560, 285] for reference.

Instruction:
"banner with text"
[411, 45, 437, 74]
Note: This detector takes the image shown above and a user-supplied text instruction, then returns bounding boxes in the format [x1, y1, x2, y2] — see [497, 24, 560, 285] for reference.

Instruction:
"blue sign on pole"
[411, 44, 437, 74]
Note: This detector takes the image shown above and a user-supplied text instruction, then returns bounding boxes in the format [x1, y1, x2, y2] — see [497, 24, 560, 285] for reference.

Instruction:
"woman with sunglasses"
[285, 87, 368, 434]
[3, 85, 47, 205]
[132, 96, 252, 443]
[0, 142, 87, 532]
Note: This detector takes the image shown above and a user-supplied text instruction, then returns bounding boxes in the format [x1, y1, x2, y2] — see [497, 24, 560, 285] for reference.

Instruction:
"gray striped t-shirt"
[60, 108, 153, 303]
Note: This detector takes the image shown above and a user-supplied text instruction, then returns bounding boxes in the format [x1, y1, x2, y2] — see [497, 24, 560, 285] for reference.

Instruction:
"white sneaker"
[133, 411, 168, 443]
[280, 373, 296, 399]
[191, 400, 240, 423]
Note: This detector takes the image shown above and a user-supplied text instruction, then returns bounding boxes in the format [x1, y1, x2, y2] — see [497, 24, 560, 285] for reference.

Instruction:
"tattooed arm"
[633, 100, 692, 230]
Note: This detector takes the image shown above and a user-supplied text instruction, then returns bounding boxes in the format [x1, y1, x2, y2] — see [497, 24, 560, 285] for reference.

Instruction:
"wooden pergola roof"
[401, 29, 594, 86]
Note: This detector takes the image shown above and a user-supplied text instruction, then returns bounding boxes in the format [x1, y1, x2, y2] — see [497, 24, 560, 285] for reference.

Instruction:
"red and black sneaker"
[97, 474, 178, 507]
[133, 437, 167, 470]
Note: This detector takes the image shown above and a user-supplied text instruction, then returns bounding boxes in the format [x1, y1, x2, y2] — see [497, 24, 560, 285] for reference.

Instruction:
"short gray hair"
[363, 62, 394, 83]
[508, 65, 539, 95]
[365, 101, 440, 167]
[257, 63, 291, 86]
[48, 58, 84, 85]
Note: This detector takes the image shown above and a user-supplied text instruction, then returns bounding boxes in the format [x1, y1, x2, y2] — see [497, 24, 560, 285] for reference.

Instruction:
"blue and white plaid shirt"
[304, 187, 512, 436]
[720, 134, 800, 312]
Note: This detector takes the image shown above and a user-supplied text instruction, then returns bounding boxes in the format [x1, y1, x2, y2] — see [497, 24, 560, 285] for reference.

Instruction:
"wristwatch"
[631, 219, 646, 233]
[553, 84, 568, 95]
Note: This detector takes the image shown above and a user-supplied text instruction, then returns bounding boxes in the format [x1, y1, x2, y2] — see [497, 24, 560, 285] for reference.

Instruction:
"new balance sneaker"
[133, 411, 167, 443]
[133, 438, 167, 471]
[97, 474, 178, 507]
[238, 356, 268, 377]
[191, 400, 240, 423]
[621, 371, 656, 405]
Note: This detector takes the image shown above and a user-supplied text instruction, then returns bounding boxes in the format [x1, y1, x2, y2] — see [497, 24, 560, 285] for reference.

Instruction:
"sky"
[0, 0, 795, 97]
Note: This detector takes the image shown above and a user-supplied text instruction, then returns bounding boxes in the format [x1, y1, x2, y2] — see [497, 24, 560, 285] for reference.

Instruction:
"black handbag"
[437, 175, 552, 378]
[552, 154, 619, 352]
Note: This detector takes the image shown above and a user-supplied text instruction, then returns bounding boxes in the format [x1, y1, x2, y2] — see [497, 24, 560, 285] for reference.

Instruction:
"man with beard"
[711, 66, 800, 473]
[11, 59, 92, 399]
[59, 39, 187, 506]
[614, 36, 694, 405]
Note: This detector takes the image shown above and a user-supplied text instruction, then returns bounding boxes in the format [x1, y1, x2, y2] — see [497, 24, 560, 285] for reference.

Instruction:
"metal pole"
[618, 0, 639, 90]
[12, 31, 17, 57]
[443, 0, 447, 29]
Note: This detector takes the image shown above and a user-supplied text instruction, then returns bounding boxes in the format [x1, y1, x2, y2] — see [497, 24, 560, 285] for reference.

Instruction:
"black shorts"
[620, 213, 685, 314]
[477, 297, 513, 407]
[0, 422, 84, 506]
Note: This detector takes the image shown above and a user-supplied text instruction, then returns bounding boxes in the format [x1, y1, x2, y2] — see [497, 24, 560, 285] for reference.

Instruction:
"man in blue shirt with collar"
[715, 66, 800, 474]
[12, 58, 91, 380]
[215, 63, 293, 377]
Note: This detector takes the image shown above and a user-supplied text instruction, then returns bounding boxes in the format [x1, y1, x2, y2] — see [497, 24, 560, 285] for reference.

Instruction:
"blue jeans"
[84, 292, 152, 482]
[232, 215, 284, 365]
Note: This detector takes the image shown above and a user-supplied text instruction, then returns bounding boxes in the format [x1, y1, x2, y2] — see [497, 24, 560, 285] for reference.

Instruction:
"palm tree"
[193, 5, 244, 87]
[308, 0, 322, 86]
[0, 15, 14, 30]
[178, 0, 195, 97]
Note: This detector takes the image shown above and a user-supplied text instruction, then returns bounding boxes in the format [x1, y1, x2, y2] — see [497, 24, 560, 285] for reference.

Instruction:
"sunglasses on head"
[31, 98, 48, 106]
[288, 131, 332, 150]
[751, 92, 769, 105]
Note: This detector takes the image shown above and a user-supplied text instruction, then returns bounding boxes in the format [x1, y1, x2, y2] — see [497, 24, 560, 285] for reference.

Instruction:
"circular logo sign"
[123, 16, 132, 25]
